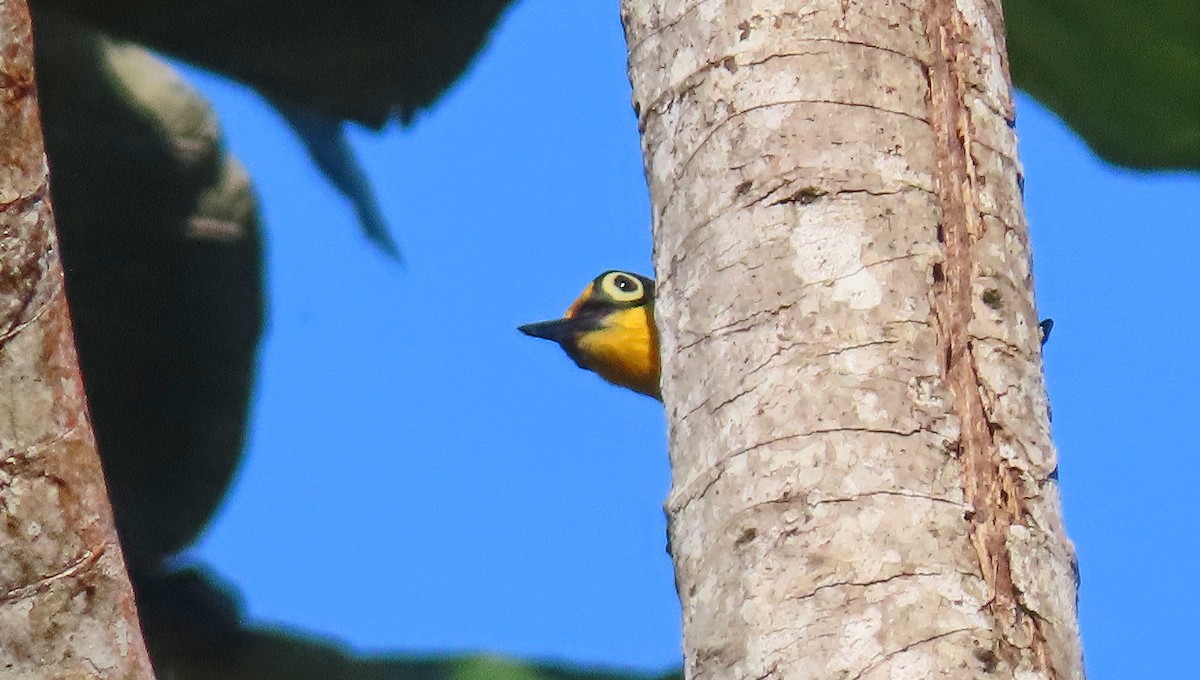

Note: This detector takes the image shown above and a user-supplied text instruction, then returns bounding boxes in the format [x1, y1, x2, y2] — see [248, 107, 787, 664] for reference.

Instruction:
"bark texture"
[621, 1, 1082, 678]
[0, 1, 154, 677]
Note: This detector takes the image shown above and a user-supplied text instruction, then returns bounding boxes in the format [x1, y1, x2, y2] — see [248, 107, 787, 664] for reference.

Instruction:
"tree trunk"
[621, 1, 1083, 678]
[0, 1, 154, 677]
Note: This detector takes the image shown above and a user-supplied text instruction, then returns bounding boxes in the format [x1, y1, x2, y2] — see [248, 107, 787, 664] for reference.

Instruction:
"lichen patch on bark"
[789, 200, 885, 310]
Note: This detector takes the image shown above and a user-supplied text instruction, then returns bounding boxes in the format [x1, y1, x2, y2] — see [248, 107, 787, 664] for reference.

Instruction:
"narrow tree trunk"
[622, 1, 1082, 678]
[0, 1, 154, 677]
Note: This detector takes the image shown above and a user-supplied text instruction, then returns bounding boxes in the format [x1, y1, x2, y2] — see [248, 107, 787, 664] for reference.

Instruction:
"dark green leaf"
[34, 8, 264, 570]
[31, 0, 517, 126]
[136, 568, 681, 680]
[1006, 0, 1200, 169]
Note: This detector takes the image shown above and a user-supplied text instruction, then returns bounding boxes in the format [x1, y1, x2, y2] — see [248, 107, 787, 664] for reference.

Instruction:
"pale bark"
[622, 1, 1082, 679]
[0, 0, 154, 677]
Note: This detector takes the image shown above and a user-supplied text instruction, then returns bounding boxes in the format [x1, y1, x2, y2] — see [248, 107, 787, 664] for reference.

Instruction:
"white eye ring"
[600, 272, 644, 303]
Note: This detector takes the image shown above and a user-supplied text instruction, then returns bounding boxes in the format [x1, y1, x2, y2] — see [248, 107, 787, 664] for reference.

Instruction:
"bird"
[519, 270, 661, 399]
[1039, 318, 1054, 346]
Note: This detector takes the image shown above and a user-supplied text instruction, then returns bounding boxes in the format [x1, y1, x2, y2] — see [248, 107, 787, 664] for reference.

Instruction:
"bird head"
[519, 270, 661, 399]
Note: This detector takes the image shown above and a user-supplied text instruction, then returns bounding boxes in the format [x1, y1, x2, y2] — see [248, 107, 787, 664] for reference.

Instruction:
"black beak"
[518, 318, 576, 344]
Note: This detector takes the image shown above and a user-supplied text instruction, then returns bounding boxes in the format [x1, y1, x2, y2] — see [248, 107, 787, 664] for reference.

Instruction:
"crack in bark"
[743, 37, 925, 70]
[641, 52, 743, 119]
[0, 181, 47, 213]
[830, 185, 935, 198]
[965, 80, 1015, 125]
[666, 424, 939, 515]
[660, 179, 923, 289]
[730, 484, 967, 575]
[675, 340, 795, 426]
[749, 661, 780, 680]
[816, 338, 900, 357]
[710, 384, 755, 414]
[0, 423, 84, 475]
[665, 432, 800, 515]
[0, 545, 104, 606]
[740, 46, 851, 69]
[805, 37, 925, 65]
[0, 282, 64, 349]
[622, 0, 720, 54]
[807, 488, 965, 511]
[714, 258, 765, 274]
[674, 340, 797, 427]
[676, 303, 790, 352]
[675, 252, 920, 356]
[789, 569, 964, 603]
[710, 303, 794, 339]
[796, 252, 922, 292]
[848, 626, 981, 680]
[662, 98, 931, 219]
[969, 136, 1016, 164]
[758, 183, 934, 208]
[972, 332, 1035, 359]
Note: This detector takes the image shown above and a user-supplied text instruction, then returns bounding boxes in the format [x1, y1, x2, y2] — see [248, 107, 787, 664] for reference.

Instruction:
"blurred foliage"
[31, 0, 516, 125]
[32, 0, 518, 254]
[34, 7, 263, 572]
[135, 568, 682, 680]
[1006, 0, 1200, 169]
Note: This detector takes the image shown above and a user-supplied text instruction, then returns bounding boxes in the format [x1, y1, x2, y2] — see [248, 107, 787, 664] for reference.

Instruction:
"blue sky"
[181, 1, 1199, 677]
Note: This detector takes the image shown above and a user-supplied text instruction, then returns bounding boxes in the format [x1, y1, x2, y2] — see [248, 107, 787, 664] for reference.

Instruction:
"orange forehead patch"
[563, 282, 595, 319]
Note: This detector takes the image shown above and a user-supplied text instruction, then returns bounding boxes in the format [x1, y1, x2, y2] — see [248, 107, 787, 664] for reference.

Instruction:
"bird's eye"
[600, 271, 644, 302]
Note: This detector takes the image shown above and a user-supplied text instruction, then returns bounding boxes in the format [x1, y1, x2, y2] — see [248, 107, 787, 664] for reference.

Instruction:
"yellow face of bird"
[519, 270, 661, 400]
